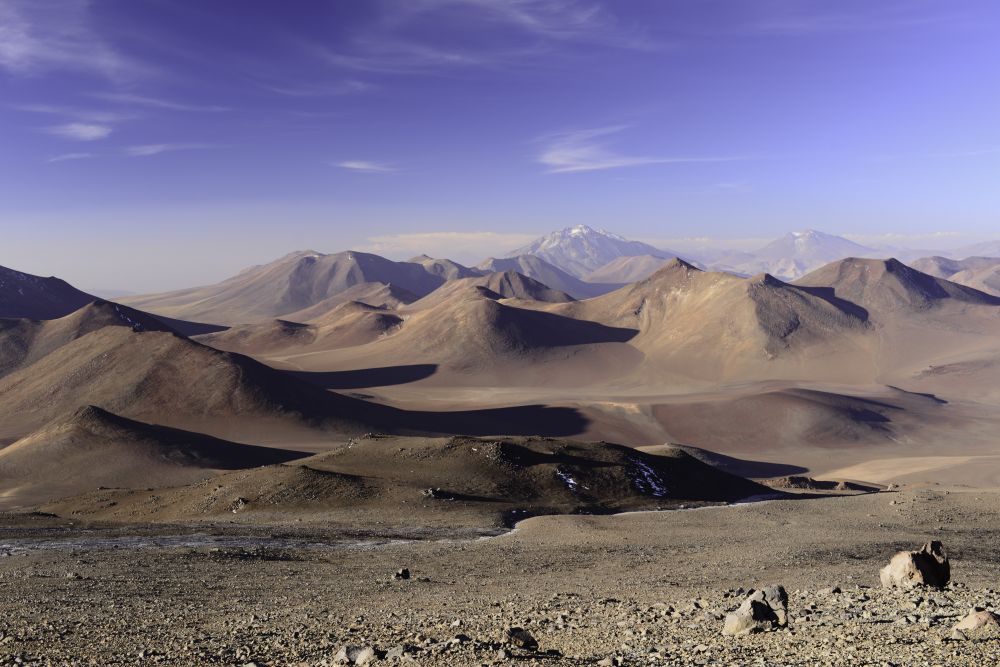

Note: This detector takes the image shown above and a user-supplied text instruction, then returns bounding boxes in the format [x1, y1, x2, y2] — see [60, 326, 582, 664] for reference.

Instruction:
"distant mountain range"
[505, 225, 689, 279]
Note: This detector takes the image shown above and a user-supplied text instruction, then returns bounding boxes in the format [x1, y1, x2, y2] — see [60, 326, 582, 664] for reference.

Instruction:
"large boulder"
[722, 585, 788, 636]
[879, 541, 950, 590]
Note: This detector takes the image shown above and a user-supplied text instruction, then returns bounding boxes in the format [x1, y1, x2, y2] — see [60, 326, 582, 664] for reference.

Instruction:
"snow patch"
[628, 457, 668, 497]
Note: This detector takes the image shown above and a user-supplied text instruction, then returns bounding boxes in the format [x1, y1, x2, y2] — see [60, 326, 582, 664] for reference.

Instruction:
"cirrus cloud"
[44, 122, 112, 141]
[537, 125, 754, 173]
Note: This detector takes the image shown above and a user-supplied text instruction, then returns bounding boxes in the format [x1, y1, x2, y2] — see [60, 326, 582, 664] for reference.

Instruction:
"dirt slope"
[42, 435, 772, 526]
[0, 406, 306, 508]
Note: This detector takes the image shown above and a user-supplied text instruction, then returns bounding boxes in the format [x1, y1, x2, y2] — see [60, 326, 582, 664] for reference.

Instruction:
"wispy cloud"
[12, 103, 132, 123]
[336, 160, 397, 173]
[0, 0, 140, 80]
[46, 152, 95, 163]
[90, 92, 229, 113]
[45, 122, 112, 141]
[314, 0, 653, 75]
[537, 126, 752, 173]
[124, 143, 213, 157]
[258, 79, 376, 98]
[358, 231, 537, 261]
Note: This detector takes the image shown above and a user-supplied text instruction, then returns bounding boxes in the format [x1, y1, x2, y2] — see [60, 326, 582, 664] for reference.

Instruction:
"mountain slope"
[795, 257, 1000, 312]
[0, 300, 176, 379]
[409, 271, 574, 310]
[0, 264, 97, 319]
[0, 406, 306, 508]
[712, 230, 880, 280]
[195, 302, 404, 355]
[586, 255, 673, 283]
[408, 255, 482, 281]
[41, 435, 772, 527]
[120, 250, 448, 324]
[477, 254, 619, 298]
[552, 259, 872, 381]
[910, 256, 1000, 297]
[506, 225, 684, 278]
[0, 326, 382, 439]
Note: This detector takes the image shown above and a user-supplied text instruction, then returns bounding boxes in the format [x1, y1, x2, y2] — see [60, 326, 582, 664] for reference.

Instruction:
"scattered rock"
[879, 541, 950, 590]
[722, 585, 788, 636]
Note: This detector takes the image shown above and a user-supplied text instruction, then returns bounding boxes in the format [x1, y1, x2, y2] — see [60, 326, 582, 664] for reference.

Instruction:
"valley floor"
[3, 488, 1000, 665]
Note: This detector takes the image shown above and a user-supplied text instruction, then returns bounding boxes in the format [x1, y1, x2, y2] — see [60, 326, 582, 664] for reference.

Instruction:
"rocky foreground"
[2, 488, 1000, 665]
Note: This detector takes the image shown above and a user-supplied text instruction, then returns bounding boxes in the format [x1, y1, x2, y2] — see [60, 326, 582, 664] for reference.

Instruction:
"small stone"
[394, 568, 410, 580]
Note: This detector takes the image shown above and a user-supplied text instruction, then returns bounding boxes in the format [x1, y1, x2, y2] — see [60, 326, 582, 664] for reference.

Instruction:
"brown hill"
[281, 282, 418, 320]
[0, 264, 97, 319]
[0, 326, 380, 440]
[794, 257, 1000, 313]
[120, 250, 448, 324]
[408, 270, 574, 310]
[0, 406, 306, 509]
[408, 255, 482, 281]
[477, 255, 618, 298]
[910, 256, 1000, 297]
[552, 259, 871, 381]
[0, 300, 176, 379]
[195, 302, 403, 355]
[363, 287, 636, 373]
[41, 435, 773, 528]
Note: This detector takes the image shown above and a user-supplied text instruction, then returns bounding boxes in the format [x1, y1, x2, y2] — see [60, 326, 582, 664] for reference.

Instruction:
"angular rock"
[333, 645, 377, 665]
[954, 608, 1000, 637]
[722, 585, 788, 636]
[505, 627, 538, 651]
[394, 568, 410, 580]
[879, 541, 950, 590]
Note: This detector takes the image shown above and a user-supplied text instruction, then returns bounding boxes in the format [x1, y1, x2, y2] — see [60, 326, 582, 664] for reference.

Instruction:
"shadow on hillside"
[671, 445, 809, 478]
[791, 285, 870, 321]
[289, 364, 439, 389]
[390, 403, 590, 438]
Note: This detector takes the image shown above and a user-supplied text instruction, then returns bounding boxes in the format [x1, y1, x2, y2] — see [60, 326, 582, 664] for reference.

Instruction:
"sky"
[1, 0, 999, 292]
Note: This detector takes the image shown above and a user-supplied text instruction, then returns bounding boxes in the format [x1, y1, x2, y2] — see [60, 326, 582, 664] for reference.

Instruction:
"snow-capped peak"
[505, 226, 680, 278]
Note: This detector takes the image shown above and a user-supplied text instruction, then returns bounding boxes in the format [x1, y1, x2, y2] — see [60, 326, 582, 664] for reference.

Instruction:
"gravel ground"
[2, 488, 1000, 665]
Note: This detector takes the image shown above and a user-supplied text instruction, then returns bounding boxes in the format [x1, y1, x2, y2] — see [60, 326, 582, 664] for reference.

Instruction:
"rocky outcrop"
[722, 585, 788, 635]
[879, 541, 950, 590]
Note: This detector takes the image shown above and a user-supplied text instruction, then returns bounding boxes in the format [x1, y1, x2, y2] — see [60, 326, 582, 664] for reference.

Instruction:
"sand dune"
[0, 406, 305, 509]
[121, 250, 449, 324]
[41, 435, 771, 526]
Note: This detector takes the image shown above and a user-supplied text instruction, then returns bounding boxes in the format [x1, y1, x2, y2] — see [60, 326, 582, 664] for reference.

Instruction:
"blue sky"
[1, 0, 999, 291]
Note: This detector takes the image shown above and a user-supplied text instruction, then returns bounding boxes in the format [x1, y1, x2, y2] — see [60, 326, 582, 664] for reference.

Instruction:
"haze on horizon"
[2, 0, 999, 292]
